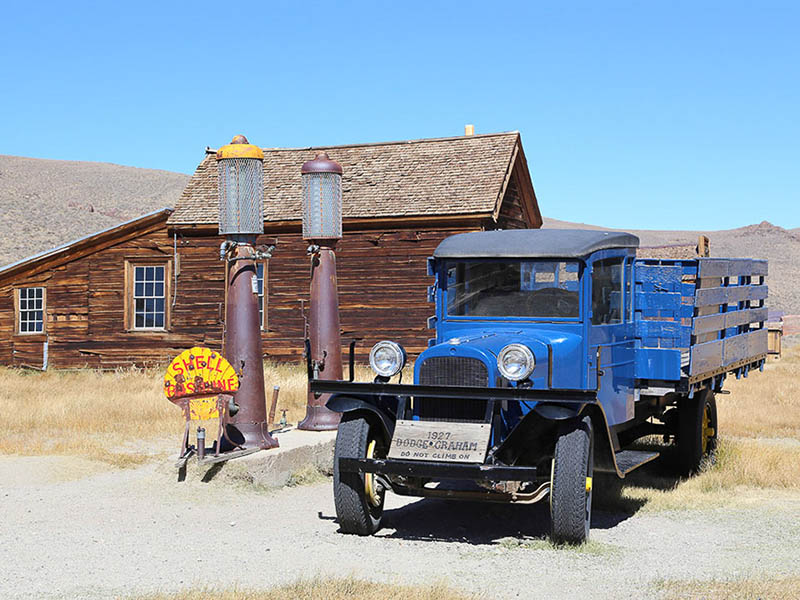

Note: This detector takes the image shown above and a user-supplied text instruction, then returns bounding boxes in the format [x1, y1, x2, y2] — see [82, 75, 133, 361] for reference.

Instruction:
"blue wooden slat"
[635, 291, 681, 311]
[636, 265, 683, 287]
[636, 320, 684, 339]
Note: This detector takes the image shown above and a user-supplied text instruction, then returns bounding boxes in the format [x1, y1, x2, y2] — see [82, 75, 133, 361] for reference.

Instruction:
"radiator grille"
[419, 356, 489, 387]
[416, 356, 489, 421]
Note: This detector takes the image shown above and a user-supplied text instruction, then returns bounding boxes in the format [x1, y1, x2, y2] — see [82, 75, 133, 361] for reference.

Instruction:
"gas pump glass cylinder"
[302, 153, 342, 241]
[217, 136, 265, 236]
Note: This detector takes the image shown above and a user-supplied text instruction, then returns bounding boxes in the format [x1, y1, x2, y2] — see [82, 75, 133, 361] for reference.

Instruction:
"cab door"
[588, 254, 635, 427]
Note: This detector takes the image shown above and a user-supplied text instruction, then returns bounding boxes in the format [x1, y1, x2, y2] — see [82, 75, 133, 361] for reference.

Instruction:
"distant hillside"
[0, 155, 189, 266]
[544, 217, 800, 314]
[0, 154, 795, 315]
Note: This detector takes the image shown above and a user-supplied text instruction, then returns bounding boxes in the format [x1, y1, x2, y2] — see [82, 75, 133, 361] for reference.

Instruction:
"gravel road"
[2, 455, 799, 599]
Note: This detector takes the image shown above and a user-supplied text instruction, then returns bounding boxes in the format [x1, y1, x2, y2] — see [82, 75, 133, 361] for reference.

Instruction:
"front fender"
[326, 394, 396, 439]
[532, 402, 589, 421]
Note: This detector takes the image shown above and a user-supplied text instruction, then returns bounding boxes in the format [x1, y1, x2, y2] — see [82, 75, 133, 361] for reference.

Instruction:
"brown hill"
[0, 155, 189, 266]
[544, 217, 800, 314]
[0, 155, 795, 314]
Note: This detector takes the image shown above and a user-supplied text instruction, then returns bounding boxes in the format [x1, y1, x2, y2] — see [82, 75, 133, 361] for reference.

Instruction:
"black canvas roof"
[433, 229, 640, 259]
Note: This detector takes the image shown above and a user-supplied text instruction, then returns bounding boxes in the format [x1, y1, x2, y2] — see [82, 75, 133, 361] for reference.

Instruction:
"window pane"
[33, 321, 43, 332]
[20, 321, 28, 333]
[447, 261, 580, 318]
[591, 258, 623, 325]
[132, 265, 166, 328]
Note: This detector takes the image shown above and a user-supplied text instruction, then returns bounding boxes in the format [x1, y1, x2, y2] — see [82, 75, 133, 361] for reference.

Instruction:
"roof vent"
[464, 124, 475, 136]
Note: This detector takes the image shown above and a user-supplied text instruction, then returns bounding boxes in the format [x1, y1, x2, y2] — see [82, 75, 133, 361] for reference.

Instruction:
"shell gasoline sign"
[164, 347, 239, 420]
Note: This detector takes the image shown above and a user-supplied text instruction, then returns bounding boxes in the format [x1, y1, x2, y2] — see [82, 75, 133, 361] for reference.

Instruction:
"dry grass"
[0, 366, 174, 467]
[133, 576, 476, 600]
[657, 575, 800, 600]
[596, 436, 800, 513]
[0, 345, 797, 499]
[719, 345, 800, 439]
[0, 361, 375, 466]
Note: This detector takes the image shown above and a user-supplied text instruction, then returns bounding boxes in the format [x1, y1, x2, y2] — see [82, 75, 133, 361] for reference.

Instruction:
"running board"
[614, 450, 660, 476]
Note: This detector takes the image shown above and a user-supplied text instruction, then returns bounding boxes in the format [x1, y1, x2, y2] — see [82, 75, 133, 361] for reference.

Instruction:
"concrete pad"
[184, 427, 337, 488]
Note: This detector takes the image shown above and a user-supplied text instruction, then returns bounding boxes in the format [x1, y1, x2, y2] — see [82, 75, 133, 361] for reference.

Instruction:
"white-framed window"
[16, 287, 45, 334]
[125, 261, 171, 331]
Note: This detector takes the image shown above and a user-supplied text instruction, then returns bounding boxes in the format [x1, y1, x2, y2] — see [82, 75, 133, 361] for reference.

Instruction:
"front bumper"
[309, 379, 595, 403]
[339, 457, 538, 481]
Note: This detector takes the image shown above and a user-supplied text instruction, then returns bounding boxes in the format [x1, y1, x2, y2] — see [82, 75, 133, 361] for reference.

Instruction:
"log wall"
[0, 222, 478, 368]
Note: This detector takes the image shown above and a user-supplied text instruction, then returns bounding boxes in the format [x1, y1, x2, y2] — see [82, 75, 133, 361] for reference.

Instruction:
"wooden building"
[0, 132, 541, 369]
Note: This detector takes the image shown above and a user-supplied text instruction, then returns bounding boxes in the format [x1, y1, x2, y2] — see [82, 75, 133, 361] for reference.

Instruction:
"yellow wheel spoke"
[364, 439, 382, 507]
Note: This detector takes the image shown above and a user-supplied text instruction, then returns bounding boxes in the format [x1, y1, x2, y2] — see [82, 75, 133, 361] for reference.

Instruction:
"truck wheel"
[550, 416, 594, 544]
[333, 414, 386, 535]
[677, 389, 717, 475]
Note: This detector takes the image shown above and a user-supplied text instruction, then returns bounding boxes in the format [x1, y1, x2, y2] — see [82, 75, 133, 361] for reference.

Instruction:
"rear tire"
[550, 416, 594, 544]
[676, 389, 717, 475]
[333, 414, 386, 535]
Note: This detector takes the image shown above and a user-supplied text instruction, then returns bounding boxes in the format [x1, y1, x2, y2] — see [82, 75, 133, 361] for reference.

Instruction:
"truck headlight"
[497, 343, 535, 381]
[369, 341, 407, 378]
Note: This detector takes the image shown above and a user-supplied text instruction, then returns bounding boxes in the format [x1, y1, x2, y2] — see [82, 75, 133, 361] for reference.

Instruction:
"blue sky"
[1, 1, 797, 230]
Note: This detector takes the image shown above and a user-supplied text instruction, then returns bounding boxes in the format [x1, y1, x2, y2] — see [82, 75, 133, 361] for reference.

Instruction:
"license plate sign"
[388, 420, 491, 463]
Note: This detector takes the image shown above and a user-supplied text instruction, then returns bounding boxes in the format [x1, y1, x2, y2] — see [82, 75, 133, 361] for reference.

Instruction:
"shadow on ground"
[364, 453, 688, 545]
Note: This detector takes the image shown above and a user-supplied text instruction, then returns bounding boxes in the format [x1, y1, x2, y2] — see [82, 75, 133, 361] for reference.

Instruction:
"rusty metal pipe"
[299, 243, 343, 430]
[197, 427, 206, 461]
[268, 385, 280, 429]
[223, 238, 278, 449]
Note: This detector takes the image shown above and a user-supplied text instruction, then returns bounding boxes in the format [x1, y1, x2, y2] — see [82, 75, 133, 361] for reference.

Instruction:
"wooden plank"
[697, 259, 730, 278]
[692, 313, 726, 335]
[695, 284, 768, 307]
[725, 307, 768, 328]
[690, 339, 723, 376]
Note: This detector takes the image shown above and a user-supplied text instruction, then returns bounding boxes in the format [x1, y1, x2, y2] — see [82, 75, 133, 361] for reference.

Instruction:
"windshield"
[446, 260, 581, 318]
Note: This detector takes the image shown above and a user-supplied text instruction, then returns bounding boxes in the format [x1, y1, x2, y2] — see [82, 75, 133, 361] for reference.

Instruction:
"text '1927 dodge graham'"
[309, 229, 769, 543]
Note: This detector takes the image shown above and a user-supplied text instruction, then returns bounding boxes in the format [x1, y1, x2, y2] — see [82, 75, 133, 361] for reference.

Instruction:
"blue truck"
[309, 229, 768, 543]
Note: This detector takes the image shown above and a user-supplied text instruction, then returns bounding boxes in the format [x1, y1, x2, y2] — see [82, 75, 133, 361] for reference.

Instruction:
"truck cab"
[311, 229, 768, 543]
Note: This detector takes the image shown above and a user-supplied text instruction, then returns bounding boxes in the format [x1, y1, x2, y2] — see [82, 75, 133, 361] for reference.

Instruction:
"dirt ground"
[2, 454, 799, 600]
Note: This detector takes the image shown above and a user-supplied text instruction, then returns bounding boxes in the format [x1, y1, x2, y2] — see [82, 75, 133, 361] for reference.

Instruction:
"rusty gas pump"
[216, 135, 278, 449]
[298, 153, 344, 430]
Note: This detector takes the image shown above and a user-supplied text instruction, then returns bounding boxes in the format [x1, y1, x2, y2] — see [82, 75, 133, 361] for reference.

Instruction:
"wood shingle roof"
[168, 132, 535, 227]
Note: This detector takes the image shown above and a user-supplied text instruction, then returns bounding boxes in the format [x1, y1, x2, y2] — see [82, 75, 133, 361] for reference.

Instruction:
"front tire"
[550, 416, 594, 544]
[676, 388, 717, 474]
[333, 414, 386, 535]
